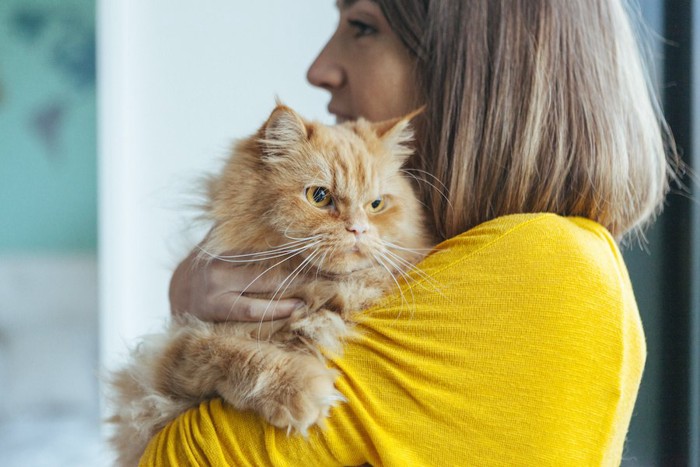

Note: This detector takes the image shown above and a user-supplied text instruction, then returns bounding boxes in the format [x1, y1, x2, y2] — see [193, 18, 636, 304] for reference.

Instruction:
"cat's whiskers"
[263, 235, 321, 249]
[314, 247, 331, 281]
[382, 248, 447, 299]
[208, 248, 317, 264]
[381, 246, 430, 281]
[263, 248, 320, 320]
[402, 167, 451, 194]
[401, 168, 454, 212]
[382, 241, 435, 254]
[197, 238, 321, 264]
[382, 251, 430, 305]
[282, 225, 326, 243]
[370, 252, 413, 322]
[373, 251, 417, 320]
[256, 248, 323, 344]
[225, 243, 319, 321]
[236, 236, 320, 253]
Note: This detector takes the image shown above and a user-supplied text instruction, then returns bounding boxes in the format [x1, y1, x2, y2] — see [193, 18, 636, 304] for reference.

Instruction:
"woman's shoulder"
[439, 212, 616, 255]
[423, 213, 625, 284]
[409, 213, 637, 334]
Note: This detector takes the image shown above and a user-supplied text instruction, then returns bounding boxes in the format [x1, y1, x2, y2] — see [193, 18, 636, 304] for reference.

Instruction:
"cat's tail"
[105, 332, 195, 467]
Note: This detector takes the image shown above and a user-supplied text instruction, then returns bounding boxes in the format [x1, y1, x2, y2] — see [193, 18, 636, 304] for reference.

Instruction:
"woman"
[148, 0, 676, 465]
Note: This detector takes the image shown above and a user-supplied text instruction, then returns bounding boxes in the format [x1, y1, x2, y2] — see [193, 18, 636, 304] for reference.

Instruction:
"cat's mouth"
[312, 249, 375, 276]
[317, 264, 373, 278]
[304, 236, 379, 275]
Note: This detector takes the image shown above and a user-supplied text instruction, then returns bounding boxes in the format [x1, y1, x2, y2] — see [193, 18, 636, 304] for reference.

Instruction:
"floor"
[0, 254, 110, 466]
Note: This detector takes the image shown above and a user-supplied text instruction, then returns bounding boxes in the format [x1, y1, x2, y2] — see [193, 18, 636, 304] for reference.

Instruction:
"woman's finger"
[207, 294, 303, 322]
[209, 261, 294, 294]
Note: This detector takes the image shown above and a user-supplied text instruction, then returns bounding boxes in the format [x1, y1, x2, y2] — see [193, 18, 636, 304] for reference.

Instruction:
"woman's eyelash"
[348, 19, 377, 37]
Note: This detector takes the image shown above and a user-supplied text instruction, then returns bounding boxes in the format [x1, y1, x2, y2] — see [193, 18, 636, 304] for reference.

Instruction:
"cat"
[107, 104, 432, 466]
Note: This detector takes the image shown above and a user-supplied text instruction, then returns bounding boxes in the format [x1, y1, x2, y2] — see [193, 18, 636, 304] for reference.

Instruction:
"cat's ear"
[260, 104, 309, 159]
[373, 106, 424, 160]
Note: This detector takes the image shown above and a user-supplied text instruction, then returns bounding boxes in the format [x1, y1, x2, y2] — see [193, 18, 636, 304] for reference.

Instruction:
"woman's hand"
[169, 250, 302, 322]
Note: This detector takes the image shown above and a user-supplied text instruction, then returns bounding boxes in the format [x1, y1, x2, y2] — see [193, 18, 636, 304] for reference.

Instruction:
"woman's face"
[307, 0, 419, 123]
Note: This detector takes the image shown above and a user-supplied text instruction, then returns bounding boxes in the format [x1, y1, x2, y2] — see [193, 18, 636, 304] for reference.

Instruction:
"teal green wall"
[0, 0, 96, 252]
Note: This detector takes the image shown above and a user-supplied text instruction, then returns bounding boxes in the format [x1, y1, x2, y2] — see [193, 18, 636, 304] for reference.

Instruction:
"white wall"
[97, 1, 337, 370]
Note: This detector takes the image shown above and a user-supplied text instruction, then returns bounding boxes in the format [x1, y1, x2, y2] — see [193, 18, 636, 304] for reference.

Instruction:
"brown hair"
[376, 0, 678, 241]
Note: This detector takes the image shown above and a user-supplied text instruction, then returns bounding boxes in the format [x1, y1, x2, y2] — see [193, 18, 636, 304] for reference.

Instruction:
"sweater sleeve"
[139, 213, 645, 467]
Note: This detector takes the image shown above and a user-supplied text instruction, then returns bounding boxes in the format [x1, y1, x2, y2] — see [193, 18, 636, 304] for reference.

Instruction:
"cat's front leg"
[214, 345, 345, 435]
[155, 320, 344, 435]
[285, 281, 361, 354]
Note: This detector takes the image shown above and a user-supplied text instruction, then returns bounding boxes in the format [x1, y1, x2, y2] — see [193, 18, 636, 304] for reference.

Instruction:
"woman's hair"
[377, 0, 678, 242]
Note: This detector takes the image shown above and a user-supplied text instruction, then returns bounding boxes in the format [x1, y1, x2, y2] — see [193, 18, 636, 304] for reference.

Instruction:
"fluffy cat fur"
[108, 104, 432, 466]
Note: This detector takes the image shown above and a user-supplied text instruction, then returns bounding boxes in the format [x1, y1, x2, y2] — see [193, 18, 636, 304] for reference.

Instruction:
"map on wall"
[0, 0, 97, 252]
[11, 4, 95, 152]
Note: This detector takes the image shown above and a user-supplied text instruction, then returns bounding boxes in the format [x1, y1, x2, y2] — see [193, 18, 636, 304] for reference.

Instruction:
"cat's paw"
[290, 310, 350, 354]
[260, 360, 345, 435]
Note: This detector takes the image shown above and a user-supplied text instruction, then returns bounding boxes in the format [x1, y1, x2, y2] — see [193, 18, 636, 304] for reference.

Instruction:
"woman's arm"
[144, 214, 645, 466]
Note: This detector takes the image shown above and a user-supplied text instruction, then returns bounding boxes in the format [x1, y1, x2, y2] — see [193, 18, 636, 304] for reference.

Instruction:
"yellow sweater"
[140, 213, 645, 466]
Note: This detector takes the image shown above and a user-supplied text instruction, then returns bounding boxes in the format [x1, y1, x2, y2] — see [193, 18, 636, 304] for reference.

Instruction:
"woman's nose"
[306, 38, 344, 91]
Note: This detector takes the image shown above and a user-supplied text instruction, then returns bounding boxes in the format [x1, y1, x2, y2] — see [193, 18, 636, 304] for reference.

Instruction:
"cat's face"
[257, 106, 425, 275]
[208, 105, 427, 277]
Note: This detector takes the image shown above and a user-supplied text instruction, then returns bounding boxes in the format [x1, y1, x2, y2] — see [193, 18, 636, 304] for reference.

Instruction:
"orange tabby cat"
[108, 104, 432, 466]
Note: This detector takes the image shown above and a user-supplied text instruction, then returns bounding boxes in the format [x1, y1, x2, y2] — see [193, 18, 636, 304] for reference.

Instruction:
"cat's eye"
[368, 197, 385, 213]
[306, 186, 333, 207]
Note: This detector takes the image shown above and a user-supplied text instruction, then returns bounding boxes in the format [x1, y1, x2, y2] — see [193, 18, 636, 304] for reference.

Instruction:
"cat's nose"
[346, 223, 368, 237]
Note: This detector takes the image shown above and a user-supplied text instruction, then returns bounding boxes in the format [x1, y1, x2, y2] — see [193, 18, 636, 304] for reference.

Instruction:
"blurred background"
[0, 0, 102, 465]
[0, 0, 697, 466]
